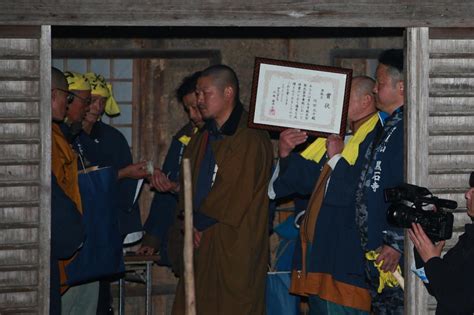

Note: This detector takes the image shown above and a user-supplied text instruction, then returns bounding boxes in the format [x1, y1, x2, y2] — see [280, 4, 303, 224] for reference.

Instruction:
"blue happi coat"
[73, 120, 142, 236]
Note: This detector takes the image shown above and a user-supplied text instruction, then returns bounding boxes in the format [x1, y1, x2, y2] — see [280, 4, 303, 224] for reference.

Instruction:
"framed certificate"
[248, 57, 352, 138]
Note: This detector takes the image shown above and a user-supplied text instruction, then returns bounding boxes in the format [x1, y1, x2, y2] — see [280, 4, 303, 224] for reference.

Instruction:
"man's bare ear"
[398, 80, 404, 95]
[363, 94, 371, 105]
[224, 86, 234, 99]
[361, 93, 374, 110]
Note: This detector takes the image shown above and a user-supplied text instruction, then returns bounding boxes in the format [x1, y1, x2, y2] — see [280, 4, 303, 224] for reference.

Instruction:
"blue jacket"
[143, 122, 195, 264]
[363, 111, 404, 253]
[270, 152, 326, 200]
[307, 125, 378, 289]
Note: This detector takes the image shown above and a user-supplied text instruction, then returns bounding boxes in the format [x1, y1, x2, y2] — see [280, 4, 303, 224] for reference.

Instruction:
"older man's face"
[66, 89, 91, 123]
[51, 88, 69, 121]
[84, 94, 106, 124]
[348, 86, 364, 123]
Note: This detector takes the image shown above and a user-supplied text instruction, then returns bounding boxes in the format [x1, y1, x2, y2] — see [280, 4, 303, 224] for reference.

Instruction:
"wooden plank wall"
[426, 29, 474, 313]
[0, 26, 51, 314]
[407, 27, 474, 314]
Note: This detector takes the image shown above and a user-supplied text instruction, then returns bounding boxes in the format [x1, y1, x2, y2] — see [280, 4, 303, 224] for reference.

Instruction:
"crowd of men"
[50, 68, 149, 315]
[49, 49, 430, 315]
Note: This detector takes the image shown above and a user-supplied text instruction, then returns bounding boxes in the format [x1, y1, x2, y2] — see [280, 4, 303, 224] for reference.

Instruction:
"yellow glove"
[365, 250, 402, 293]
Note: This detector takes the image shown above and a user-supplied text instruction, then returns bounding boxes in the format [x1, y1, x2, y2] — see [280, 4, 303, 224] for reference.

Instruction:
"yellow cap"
[64, 71, 90, 91]
[83, 72, 120, 116]
[84, 72, 109, 97]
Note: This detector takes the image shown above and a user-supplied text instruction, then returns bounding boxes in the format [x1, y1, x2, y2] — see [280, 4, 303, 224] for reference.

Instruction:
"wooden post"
[183, 158, 196, 315]
[406, 27, 430, 315]
[39, 25, 52, 315]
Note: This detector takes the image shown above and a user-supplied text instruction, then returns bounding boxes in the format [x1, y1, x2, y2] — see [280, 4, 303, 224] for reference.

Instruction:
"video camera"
[384, 183, 457, 241]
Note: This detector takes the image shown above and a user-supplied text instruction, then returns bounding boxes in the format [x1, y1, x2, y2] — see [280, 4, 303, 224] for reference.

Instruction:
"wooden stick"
[393, 270, 405, 291]
[183, 159, 196, 315]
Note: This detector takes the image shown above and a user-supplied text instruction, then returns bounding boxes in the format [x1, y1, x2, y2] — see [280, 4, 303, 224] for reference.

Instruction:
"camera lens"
[386, 203, 413, 228]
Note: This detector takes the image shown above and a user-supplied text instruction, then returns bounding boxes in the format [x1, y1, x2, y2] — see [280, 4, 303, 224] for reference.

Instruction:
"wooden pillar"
[39, 25, 52, 315]
[405, 27, 430, 315]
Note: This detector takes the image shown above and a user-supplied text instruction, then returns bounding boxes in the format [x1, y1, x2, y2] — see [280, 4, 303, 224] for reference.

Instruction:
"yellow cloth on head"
[104, 83, 120, 116]
[83, 72, 120, 116]
[64, 71, 90, 91]
[84, 72, 109, 97]
[300, 113, 379, 166]
[365, 250, 402, 293]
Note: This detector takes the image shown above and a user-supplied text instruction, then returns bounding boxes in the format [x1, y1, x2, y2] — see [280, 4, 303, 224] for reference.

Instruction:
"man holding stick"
[172, 65, 273, 315]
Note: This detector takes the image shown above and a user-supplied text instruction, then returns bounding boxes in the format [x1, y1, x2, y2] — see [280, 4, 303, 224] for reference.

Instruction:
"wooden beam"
[430, 28, 474, 39]
[0, 26, 41, 38]
[52, 48, 222, 65]
[1, 1, 474, 27]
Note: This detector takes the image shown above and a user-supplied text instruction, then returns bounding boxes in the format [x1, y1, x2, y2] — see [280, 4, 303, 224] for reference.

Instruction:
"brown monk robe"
[51, 122, 83, 294]
[172, 104, 273, 315]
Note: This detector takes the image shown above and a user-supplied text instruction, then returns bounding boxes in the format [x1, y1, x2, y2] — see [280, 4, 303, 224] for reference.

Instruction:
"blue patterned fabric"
[354, 107, 405, 313]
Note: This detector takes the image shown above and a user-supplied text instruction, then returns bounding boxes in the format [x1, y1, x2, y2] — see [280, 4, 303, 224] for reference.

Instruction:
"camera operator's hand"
[278, 129, 308, 158]
[376, 245, 402, 272]
[465, 187, 474, 219]
[408, 223, 445, 263]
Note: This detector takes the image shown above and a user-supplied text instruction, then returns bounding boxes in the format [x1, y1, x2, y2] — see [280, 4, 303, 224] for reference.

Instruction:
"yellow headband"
[83, 72, 120, 116]
[64, 71, 90, 91]
[84, 72, 109, 97]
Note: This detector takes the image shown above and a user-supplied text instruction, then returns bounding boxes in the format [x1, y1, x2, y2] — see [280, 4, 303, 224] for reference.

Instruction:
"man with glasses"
[56, 72, 100, 315]
[50, 67, 85, 315]
[60, 71, 92, 143]
[58, 72, 148, 315]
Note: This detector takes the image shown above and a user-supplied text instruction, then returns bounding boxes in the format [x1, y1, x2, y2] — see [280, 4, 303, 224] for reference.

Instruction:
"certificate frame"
[248, 57, 352, 138]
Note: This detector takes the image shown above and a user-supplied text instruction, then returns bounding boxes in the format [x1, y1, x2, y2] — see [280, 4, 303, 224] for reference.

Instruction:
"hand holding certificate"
[248, 57, 352, 138]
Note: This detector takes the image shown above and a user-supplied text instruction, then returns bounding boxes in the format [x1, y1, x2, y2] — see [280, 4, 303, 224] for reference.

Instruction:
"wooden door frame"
[43, 28, 441, 315]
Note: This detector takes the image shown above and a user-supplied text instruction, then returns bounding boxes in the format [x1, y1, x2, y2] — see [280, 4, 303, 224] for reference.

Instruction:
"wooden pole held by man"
[183, 158, 196, 315]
